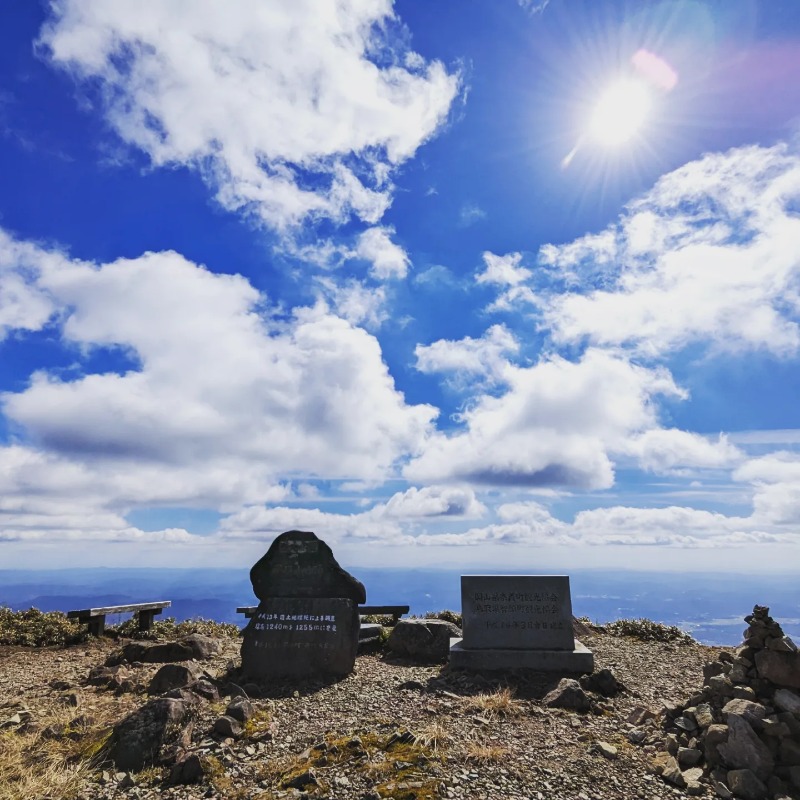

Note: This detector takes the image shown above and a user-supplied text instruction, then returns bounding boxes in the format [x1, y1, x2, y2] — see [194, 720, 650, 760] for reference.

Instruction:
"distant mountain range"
[1, 567, 798, 646]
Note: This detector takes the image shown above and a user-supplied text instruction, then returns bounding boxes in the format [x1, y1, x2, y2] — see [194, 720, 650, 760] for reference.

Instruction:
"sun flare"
[589, 77, 652, 146]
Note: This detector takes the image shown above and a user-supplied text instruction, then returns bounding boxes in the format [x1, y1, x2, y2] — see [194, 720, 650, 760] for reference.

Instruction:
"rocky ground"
[0, 621, 797, 800]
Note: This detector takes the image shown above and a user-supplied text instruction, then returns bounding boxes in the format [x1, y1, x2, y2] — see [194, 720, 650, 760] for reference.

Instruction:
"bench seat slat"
[67, 601, 171, 618]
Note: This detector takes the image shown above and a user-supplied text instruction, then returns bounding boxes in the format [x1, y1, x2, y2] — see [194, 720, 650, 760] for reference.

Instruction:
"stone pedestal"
[449, 575, 593, 673]
[449, 638, 594, 672]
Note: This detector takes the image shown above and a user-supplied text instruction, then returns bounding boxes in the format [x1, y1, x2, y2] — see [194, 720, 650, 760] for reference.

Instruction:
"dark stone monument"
[240, 530, 366, 679]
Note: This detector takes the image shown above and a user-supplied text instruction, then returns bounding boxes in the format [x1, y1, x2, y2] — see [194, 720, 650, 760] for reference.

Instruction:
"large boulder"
[109, 634, 221, 665]
[717, 713, 774, 780]
[754, 649, 800, 689]
[108, 696, 197, 770]
[387, 619, 461, 662]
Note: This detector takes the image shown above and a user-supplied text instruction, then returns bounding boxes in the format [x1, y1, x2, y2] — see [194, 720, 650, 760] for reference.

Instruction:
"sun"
[588, 77, 652, 146]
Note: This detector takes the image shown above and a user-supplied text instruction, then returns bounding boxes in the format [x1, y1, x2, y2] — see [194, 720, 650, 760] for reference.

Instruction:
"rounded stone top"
[249, 530, 366, 603]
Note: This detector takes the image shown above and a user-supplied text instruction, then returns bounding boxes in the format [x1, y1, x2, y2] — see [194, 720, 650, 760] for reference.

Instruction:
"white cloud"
[458, 203, 486, 227]
[476, 251, 531, 286]
[38, 0, 460, 232]
[540, 144, 800, 357]
[406, 348, 686, 490]
[622, 429, 742, 473]
[316, 278, 387, 329]
[381, 485, 486, 518]
[0, 232, 437, 525]
[414, 324, 518, 385]
[355, 226, 410, 280]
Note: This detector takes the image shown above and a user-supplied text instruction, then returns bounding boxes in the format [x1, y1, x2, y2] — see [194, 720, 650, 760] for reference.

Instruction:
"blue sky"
[2, 0, 800, 572]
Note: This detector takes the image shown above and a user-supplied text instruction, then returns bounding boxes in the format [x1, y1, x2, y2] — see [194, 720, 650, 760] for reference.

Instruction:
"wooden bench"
[67, 601, 171, 637]
[236, 604, 410, 624]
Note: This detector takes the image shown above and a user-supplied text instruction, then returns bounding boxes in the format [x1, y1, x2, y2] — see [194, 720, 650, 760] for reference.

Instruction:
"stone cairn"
[634, 605, 800, 800]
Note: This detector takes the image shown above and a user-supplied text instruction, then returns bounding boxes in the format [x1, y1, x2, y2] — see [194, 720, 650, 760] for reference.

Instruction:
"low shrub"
[602, 617, 695, 644]
[0, 607, 88, 647]
[423, 609, 462, 628]
[109, 616, 240, 640]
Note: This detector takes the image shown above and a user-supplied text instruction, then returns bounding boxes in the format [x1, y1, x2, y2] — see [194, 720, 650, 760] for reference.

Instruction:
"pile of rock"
[642, 605, 800, 800]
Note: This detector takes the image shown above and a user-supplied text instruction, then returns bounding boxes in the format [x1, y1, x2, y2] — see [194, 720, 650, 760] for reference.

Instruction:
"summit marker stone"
[241, 530, 366, 679]
[449, 575, 593, 672]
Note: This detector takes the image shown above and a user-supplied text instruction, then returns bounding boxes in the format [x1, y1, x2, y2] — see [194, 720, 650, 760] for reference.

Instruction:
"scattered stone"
[226, 696, 255, 724]
[678, 746, 703, 767]
[387, 619, 461, 662]
[213, 715, 243, 739]
[589, 741, 617, 759]
[109, 634, 220, 665]
[148, 662, 204, 695]
[169, 753, 204, 785]
[653, 752, 686, 787]
[186, 679, 219, 702]
[542, 678, 591, 712]
[693, 702, 715, 728]
[580, 668, 623, 697]
[282, 768, 318, 789]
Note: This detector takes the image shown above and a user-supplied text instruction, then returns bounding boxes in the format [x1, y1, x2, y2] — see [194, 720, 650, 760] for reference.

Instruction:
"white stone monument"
[449, 575, 593, 672]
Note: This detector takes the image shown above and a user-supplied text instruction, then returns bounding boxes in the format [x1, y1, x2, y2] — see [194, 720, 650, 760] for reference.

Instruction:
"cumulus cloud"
[219, 484, 485, 543]
[407, 348, 687, 490]
[38, 0, 459, 234]
[539, 144, 800, 357]
[414, 324, 518, 385]
[354, 226, 410, 280]
[0, 231, 437, 525]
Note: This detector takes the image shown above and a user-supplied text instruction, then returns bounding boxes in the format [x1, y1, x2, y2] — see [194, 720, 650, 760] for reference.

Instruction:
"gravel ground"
[0, 628, 724, 800]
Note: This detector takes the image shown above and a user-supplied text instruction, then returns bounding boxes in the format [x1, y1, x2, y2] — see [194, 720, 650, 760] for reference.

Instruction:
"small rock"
[713, 779, 733, 798]
[773, 688, 800, 715]
[683, 767, 703, 783]
[653, 752, 686, 787]
[542, 678, 590, 712]
[580, 668, 623, 697]
[148, 662, 204, 695]
[225, 696, 254, 724]
[213, 715, 242, 739]
[169, 753, 204, 785]
[117, 772, 136, 789]
[590, 741, 617, 759]
[694, 703, 715, 728]
[678, 747, 703, 767]
[282, 769, 318, 789]
[727, 769, 767, 800]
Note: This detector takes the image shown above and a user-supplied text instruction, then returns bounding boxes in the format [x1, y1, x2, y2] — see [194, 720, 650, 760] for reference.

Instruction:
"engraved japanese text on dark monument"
[241, 530, 366, 679]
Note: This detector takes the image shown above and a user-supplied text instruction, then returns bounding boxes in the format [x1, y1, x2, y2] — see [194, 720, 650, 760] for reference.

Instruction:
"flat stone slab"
[449, 638, 594, 673]
[461, 575, 574, 650]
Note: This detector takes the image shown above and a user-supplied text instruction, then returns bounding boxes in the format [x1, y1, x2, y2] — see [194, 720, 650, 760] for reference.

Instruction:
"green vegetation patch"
[109, 616, 240, 640]
[602, 617, 696, 644]
[0, 607, 88, 647]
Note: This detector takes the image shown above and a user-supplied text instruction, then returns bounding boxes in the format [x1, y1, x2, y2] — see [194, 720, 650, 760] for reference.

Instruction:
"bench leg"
[88, 616, 105, 637]
[138, 610, 156, 631]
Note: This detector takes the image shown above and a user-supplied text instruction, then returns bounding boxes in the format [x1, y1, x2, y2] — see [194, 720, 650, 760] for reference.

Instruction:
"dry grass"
[464, 740, 510, 765]
[463, 686, 523, 718]
[413, 720, 450, 755]
[0, 704, 102, 800]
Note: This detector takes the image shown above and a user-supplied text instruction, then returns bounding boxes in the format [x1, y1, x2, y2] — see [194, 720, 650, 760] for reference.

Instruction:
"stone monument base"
[449, 637, 594, 673]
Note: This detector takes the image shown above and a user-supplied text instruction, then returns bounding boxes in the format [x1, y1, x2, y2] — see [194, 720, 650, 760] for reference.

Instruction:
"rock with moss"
[108, 695, 197, 770]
